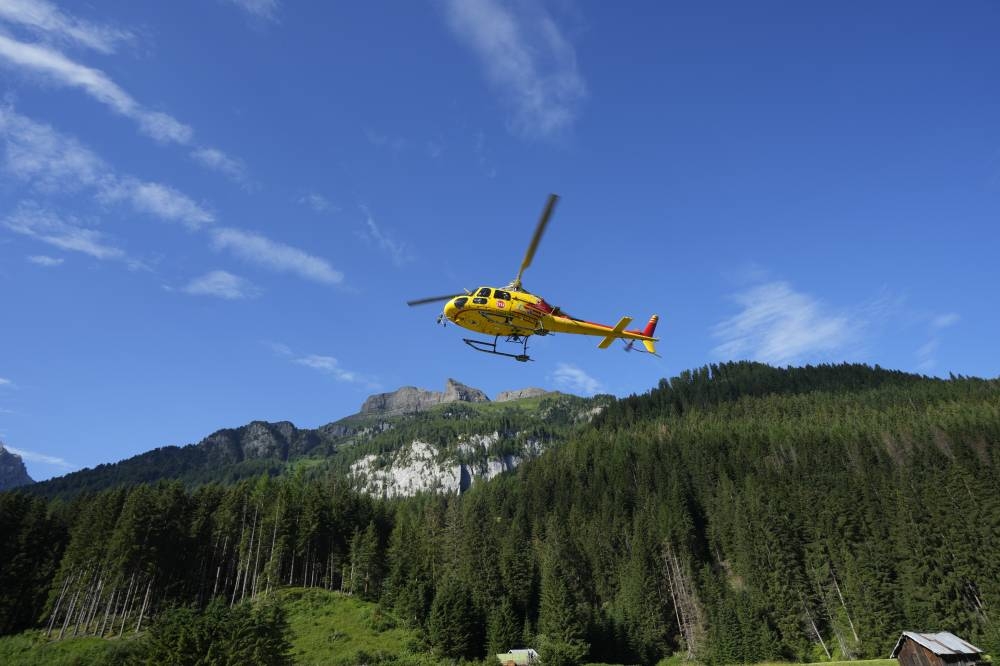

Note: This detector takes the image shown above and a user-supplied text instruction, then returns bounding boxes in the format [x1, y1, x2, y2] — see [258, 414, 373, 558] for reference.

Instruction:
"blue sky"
[1, 0, 997, 481]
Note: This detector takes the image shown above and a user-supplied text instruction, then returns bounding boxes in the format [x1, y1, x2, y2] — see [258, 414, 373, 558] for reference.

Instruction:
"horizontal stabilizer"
[598, 316, 632, 349]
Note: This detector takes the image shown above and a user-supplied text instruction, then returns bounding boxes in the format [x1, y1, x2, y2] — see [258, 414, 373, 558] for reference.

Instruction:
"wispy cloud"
[0, 34, 244, 181]
[191, 147, 249, 186]
[222, 0, 280, 22]
[1, 109, 213, 228]
[0, 34, 193, 144]
[916, 312, 961, 373]
[1, 109, 342, 286]
[553, 363, 602, 395]
[102, 179, 215, 230]
[3, 202, 127, 262]
[3, 444, 74, 469]
[0, 0, 134, 54]
[183, 270, 260, 300]
[359, 206, 410, 267]
[27, 254, 63, 266]
[712, 281, 855, 365]
[364, 127, 405, 153]
[0, 377, 12, 387]
[298, 193, 335, 214]
[211, 227, 344, 285]
[266, 342, 377, 387]
[442, 0, 586, 138]
[426, 138, 444, 159]
[932, 312, 960, 329]
[294, 355, 361, 383]
[0, 105, 107, 191]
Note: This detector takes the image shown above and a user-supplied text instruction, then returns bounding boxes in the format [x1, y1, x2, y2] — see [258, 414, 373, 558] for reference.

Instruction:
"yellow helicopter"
[407, 194, 659, 362]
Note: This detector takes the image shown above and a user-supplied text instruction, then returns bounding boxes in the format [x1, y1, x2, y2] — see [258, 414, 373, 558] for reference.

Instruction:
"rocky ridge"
[495, 387, 552, 402]
[360, 379, 489, 416]
[0, 444, 34, 490]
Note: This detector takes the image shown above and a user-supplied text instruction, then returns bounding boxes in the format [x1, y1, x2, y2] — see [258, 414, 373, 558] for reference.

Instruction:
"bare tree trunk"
[264, 499, 281, 598]
[214, 534, 228, 599]
[801, 591, 831, 660]
[99, 586, 118, 637]
[230, 499, 249, 605]
[662, 540, 705, 660]
[58, 579, 82, 640]
[831, 569, 859, 643]
[86, 577, 105, 634]
[47, 573, 74, 638]
[118, 571, 137, 638]
[135, 578, 153, 633]
[240, 504, 259, 603]
[251, 506, 265, 599]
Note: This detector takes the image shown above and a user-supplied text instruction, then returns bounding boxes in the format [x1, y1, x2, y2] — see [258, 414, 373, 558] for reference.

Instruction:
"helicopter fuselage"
[443, 286, 658, 347]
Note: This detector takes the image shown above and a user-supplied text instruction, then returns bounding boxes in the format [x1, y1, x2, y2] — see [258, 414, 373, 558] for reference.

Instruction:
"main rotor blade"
[406, 294, 462, 307]
[513, 193, 559, 288]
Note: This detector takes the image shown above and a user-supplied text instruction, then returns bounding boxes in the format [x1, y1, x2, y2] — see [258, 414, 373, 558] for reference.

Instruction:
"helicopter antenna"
[508, 193, 559, 292]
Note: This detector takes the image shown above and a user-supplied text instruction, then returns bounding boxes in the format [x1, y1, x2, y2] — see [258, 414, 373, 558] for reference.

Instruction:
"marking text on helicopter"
[407, 194, 660, 362]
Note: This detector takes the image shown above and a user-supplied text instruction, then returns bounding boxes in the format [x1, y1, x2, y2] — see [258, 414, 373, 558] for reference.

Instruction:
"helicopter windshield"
[476, 287, 491, 297]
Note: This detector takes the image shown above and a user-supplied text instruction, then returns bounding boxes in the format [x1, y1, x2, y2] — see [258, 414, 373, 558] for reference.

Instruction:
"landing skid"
[464, 334, 533, 362]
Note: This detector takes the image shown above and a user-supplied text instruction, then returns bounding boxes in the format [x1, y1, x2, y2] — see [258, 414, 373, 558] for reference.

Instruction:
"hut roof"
[890, 631, 983, 658]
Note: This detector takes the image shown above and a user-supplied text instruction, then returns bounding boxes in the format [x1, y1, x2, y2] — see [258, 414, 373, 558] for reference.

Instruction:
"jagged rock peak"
[495, 388, 552, 402]
[0, 443, 35, 490]
[361, 379, 489, 416]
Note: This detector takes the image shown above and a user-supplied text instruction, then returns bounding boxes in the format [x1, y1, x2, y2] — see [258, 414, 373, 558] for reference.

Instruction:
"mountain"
[360, 378, 490, 415]
[6, 363, 999, 664]
[26, 380, 596, 500]
[0, 445, 33, 490]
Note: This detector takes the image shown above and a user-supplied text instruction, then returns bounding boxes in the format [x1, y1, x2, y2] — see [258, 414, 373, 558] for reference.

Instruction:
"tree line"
[2, 362, 999, 665]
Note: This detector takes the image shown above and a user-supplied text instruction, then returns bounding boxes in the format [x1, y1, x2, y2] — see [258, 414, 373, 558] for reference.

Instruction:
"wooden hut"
[495, 648, 540, 665]
[890, 631, 984, 666]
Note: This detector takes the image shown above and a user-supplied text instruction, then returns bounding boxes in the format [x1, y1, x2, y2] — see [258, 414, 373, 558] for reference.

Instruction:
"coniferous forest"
[2, 363, 999, 664]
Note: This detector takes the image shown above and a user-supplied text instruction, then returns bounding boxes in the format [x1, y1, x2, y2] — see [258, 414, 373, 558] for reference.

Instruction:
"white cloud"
[553, 363, 602, 395]
[1, 109, 338, 286]
[0, 34, 193, 144]
[266, 343, 377, 387]
[294, 354, 360, 383]
[27, 254, 63, 266]
[103, 180, 215, 229]
[1, 110, 213, 228]
[298, 193, 334, 213]
[712, 281, 854, 365]
[0, 105, 107, 191]
[191, 147, 248, 185]
[0, 0, 134, 54]
[427, 139, 443, 159]
[442, 0, 586, 138]
[211, 227, 344, 285]
[222, 0, 280, 21]
[3, 444, 74, 469]
[264, 340, 293, 357]
[359, 205, 410, 267]
[183, 270, 260, 300]
[932, 312, 960, 329]
[3, 203, 126, 261]
[364, 127, 405, 152]
[0, 377, 12, 387]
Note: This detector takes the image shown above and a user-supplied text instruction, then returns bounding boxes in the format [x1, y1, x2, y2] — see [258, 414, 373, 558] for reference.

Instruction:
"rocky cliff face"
[349, 435, 531, 498]
[495, 388, 553, 402]
[196, 421, 325, 464]
[360, 378, 489, 416]
[0, 444, 34, 490]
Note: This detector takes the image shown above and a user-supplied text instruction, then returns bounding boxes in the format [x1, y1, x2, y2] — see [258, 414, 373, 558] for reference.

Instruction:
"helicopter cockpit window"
[493, 290, 511, 300]
[476, 287, 491, 298]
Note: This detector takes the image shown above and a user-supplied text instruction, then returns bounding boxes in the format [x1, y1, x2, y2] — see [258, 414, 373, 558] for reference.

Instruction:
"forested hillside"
[2, 363, 998, 665]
